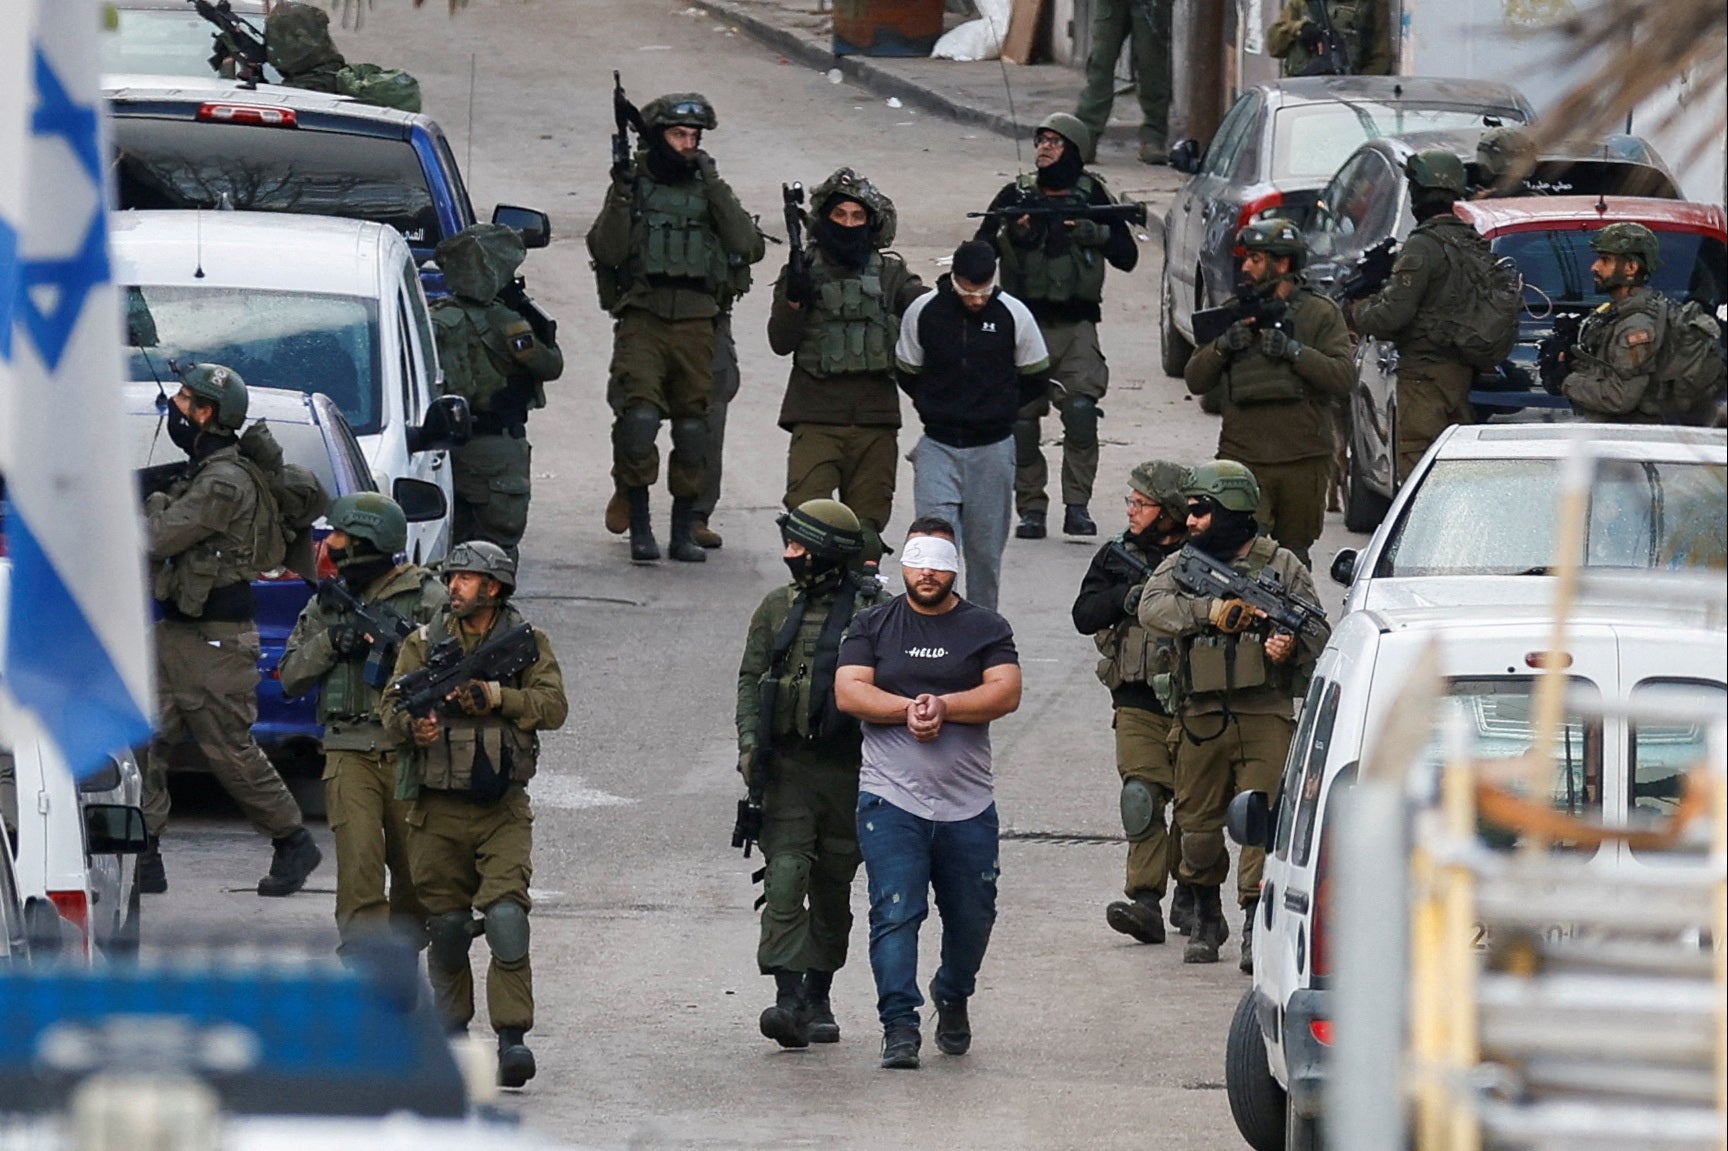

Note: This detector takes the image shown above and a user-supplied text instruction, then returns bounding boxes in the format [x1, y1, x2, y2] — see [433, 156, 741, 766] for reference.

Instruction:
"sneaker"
[880, 1024, 921, 1070]
[497, 1027, 537, 1088]
[1063, 504, 1098, 536]
[929, 981, 971, 1056]
[257, 828, 322, 897]
[1015, 511, 1047, 540]
[1105, 895, 1166, 944]
[1169, 883, 1196, 937]
[138, 837, 167, 895]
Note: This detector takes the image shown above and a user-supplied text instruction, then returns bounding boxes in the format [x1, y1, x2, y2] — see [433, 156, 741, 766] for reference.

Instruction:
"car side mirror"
[492, 204, 551, 249]
[392, 477, 448, 525]
[1226, 790, 1275, 850]
[1168, 138, 1201, 175]
[407, 394, 472, 454]
[84, 804, 149, 855]
[1330, 548, 1359, 587]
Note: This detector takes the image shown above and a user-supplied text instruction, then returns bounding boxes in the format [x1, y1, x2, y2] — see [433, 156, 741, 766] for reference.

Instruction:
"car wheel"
[1343, 437, 1391, 534]
[1226, 987, 1287, 1151]
[1160, 264, 1194, 378]
[1285, 1101, 1322, 1151]
[109, 875, 142, 959]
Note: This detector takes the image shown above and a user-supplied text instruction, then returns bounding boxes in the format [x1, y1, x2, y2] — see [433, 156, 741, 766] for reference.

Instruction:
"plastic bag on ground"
[931, 0, 1012, 61]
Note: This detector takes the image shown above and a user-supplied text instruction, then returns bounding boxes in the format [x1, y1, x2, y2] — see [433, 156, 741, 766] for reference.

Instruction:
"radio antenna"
[990, 9, 1022, 167]
[466, 53, 477, 175]
[194, 209, 205, 279]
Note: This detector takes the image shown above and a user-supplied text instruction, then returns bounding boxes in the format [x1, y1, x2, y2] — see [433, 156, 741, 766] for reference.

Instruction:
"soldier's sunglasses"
[1186, 497, 1220, 519]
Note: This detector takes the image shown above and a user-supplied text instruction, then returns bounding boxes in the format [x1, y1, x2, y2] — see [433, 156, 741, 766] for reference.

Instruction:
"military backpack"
[1650, 296, 1727, 424]
[1426, 229, 1522, 370]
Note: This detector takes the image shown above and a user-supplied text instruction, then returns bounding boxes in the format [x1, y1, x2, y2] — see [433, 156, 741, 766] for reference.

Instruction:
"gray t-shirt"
[837, 596, 1018, 822]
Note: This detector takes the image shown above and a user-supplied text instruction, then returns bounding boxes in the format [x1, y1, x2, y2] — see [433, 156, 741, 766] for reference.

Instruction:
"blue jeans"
[856, 791, 1000, 1030]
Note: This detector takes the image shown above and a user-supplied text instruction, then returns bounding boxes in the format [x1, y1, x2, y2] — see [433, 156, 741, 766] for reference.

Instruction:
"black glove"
[315, 579, 345, 613]
[1297, 21, 1326, 52]
[327, 622, 365, 658]
[785, 268, 816, 307]
[1216, 321, 1255, 355]
[1123, 583, 1146, 614]
[1260, 328, 1301, 362]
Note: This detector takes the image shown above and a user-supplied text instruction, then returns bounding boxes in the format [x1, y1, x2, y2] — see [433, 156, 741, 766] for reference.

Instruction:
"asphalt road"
[143, 3, 1368, 1147]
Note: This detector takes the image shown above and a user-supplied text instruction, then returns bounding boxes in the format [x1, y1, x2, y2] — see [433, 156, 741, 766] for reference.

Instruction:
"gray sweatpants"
[909, 434, 1015, 611]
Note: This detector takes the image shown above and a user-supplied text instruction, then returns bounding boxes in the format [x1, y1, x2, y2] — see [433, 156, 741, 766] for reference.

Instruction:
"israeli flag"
[0, 0, 155, 778]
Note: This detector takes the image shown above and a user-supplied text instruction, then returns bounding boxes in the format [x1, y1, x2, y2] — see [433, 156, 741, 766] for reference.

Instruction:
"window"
[1290, 681, 1343, 868]
[397, 303, 419, 426]
[125, 285, 383, 435]
[1271, 103, 1521, 182]
[1204, 94, 1261, 179]
[1383, 458, 1727, 576]
[1275, 676, 1329, 859]
[1494, 229, 1725, 311]
[1627, 678, 1724, 860]
[1315, 150, 1399, 258]
[402, 258, 440, 391]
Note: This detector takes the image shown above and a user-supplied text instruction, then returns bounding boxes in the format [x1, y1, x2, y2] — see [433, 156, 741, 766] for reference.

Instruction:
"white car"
[113, 210, 467, 565]
[1222, 579, 1728, 1151]
[0, 562, 150, 962]
[1330, 424, 1728, 612]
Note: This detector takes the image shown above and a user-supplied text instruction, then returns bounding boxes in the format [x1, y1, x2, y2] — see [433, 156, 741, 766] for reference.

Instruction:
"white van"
[112, 210, 468, 565]
[1222, 577, 1728, 1151]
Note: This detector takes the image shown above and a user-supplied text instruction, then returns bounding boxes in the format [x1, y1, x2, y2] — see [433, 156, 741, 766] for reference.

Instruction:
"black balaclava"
[332, 539, 394, 590]
[786, 552, 844, 589]
[1411, 186, 1459, 222]
[815, 198, 873, 269]
[1190, 506, 1261, 561]
[1035, 137, 1085, 191]
[166, 403, 202, 455]
[647, 131, 698, 183]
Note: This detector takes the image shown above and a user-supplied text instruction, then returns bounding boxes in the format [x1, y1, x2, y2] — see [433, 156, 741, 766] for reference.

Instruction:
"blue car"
[105, 78, 551, 296]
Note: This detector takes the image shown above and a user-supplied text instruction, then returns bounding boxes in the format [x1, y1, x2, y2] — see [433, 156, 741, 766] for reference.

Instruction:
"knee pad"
[669, 416, 708, 460]
[1181, 829, 1226, 873]
[482, 900, 531, 965]
[1058, 394, 1100, 449]
[763, 854, 812, 916]
[613, 403, 661, 457]
[1119, 779, 1162, 844]
[427, 911, 476, 971]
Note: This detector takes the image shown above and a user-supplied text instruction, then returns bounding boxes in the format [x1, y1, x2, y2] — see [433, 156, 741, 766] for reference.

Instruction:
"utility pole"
[1174, 0, 1229, 146]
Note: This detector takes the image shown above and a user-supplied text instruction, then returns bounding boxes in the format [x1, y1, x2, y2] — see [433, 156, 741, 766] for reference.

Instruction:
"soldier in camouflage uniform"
[141, 363, 323, 898]
[587, 93, 765, 565]
[768, 169, 927, 561]
[1138, 462, 1329, 973]
[280, 493, 445, 953]
[1073, 0, 1172, 164]
[1561, 224, 1681, 423]
[1266, 0, 1394, 76]
[1184, 220, 1355, 568]
[1469, 126, 1538, 199]
[432, 224, 564, 556]
[1350, 149, 1487, 484]
[261, 2, 420, 110]
[380, 541, 567, 1088]
[977, 114, 1140, 541]
[1070, 460, 1190, 945]
[736, 500, 886, 1048]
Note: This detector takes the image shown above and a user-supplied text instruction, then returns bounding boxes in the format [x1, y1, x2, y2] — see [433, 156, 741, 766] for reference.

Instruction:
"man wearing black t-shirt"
[835, 521, 1023, 1071]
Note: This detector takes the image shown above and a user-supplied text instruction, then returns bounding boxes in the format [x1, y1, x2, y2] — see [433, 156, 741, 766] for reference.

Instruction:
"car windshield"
[1384, 457, 1728, 575]
[126, 286, 382, 435]
[1495, 229, 1727, 310]
[1273, 103, 1516, 181]
[126, 400, 341, 497]
[101, 10, 280, 82]
[113, 117, 440, 245]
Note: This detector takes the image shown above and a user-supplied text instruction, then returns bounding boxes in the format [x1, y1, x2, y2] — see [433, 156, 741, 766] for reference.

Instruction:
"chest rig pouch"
[1185, 634, 1269, 695]
[418, 609, 537, 803]
[999, 175, 1108, 306]
[760, 580, 874, 745]
[794, 253, 898, 377]
[635, 176, 722, 287]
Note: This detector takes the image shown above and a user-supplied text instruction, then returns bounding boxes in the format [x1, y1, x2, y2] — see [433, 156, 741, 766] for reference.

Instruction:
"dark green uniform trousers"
[1395, 361, 1474, 485]
[325, 748, 423, 949]
[757, 750, 864, 975]
[408, 787, 534, 1032]
[1115, 706, 1181, 899]
[451, 432, 532, 551]
[1231, 456, 1330, 570]
[1015, 320, 1110, 516]
[1074, 0, 1173, 154]
[784, 423, 898, 537]
[607, 309, 716, 499]
[695, 313, 740, 522]
[1170, 711, 1293, 908]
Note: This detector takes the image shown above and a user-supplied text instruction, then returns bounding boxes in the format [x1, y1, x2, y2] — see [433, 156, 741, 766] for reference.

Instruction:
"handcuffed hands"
[907, 693, 947, 743]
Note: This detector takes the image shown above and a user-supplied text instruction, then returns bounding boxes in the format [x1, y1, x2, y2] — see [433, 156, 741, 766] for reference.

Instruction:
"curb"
[689, 0, 1027, 140]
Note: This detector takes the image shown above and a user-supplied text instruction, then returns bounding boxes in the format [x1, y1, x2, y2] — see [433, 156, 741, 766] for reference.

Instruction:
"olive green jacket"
[431, 297, 564, 422]
[767, 249, 927, 429]
[1185, 287, 1355, 464]
[1137, 537, 1329, 717]
[146, 437, 272, 617]
[279, 564, 447, 752]
[1266, 1, 1393, 77]
[1351, 215, 1486, 368]
[1562, 287, 1666, 423]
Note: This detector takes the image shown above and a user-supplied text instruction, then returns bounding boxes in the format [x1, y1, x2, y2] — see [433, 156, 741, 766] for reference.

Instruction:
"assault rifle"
[732, 674, 778, 859]
[500, 276, 558, 346]
[611, 71, 644, 180]
[1192, 290, 1292, 349]
[968, 199, 1149, 228]
[1298, 0, 1352, 76]
[312, 578, 416, 690]
[191, 0, 267, 84]
[1337, 236, 1397, 301]
[1105, 540, 1154, 580]
[1536, 311, 1585, 394]
[1172, 545, 1327, 638]
[779, 182, 810, 305]
[392, 622, 540, 718]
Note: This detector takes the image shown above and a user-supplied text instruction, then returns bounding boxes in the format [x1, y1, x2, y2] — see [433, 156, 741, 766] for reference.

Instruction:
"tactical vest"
[318, 569, 438, 731]
[760, 577, 882, 745]
[1575, 291, 1666, 421]
[792, 252, 898, 377]
[633, 175, 725, 290]
[413, 605, 543, 796]
[1223, 290, 1311, 406]
[1094, 540, 1176, 692]
[1177, 537, 1298, 703]
[997, 174, 1109, 306]
[152, 447, 265, 617]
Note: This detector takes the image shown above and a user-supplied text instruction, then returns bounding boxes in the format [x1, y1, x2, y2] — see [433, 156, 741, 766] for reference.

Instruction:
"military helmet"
[442, 540, 517, 590]
[641, 93, 718, 131]
[1036, 112, 1093, 159]
[1590, 221, 1661, 276]
[1475, 126, 1536, 181]
[265, 2, 342, 76]
[1129, 459, 1189, 515]
[1404, 148, 1468, 195]
[328, 492, 408, 556]
[1236, 217, 1308, 268]
[176, 361, 249, 430]
[778, 499, 865, 560]
[1183, 460, 1261, 514]
[435, 223, 526, 305]
[809, 166, 899, 248]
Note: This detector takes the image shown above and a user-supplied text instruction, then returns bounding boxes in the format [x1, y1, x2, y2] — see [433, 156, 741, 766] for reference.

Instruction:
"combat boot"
[626, 487, 659, 564]
[929, 981, 971, 1055]
[1063, 504, 1098, 536]
[668, 497, 706, 563]
[691, 515, 723, 549]
[257, 827, 322, 897]
[1182, 885, 1230, 965]
[759, 971, 810, 1049]
[138, 836, 167, 895]
[801, 970, 839, 1043]
[1105, 890, 1165, 944]
[879, 1025, 920, 1070]
[1169, 882, 1197, 937]
[497, 1028, 536, 1088]
[604, 489, 628, 535]
[1239, 899, 1259, 975]
[1014, 510, 1047, 540]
